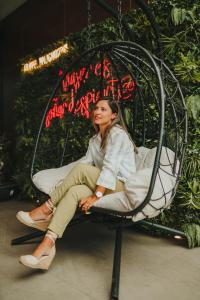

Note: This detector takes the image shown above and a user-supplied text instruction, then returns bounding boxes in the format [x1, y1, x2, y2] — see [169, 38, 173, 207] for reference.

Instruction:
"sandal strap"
[45, 199, 54, 212]
[45, 230, 57, 243]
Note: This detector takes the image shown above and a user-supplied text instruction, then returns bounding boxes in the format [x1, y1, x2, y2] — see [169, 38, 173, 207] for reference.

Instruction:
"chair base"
[138, 220, 186, 238]
[111, 227, 122, 300]
[11, 230, 44, 245]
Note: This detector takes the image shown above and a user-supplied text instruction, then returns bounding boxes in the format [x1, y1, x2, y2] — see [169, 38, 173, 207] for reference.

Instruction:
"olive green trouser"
[48, 163, 124, 238]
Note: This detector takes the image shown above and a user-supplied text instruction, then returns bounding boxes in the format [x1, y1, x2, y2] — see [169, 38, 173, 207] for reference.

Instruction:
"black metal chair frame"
[11, 2, 188, 300]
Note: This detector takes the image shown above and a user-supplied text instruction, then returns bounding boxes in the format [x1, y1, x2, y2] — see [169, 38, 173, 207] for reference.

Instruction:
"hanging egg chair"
[30, 40, 187, 218]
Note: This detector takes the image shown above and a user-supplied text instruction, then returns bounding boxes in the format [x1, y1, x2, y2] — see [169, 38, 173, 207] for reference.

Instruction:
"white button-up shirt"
[80, 125, 136, 190]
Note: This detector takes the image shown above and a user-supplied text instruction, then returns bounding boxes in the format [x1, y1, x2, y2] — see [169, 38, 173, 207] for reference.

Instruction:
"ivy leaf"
[186, 5, 198, 22]
[183, 224, 200, 248]
[187, 95, 200, 120]
[174, 53, 200, 83]
[171, 7, 186, 25]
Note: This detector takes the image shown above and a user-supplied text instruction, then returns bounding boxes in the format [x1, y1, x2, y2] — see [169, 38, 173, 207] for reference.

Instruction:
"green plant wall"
[13, 0, 200, 247]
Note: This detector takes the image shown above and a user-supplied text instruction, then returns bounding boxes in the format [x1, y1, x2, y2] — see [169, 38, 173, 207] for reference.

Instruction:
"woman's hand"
[79, 195, 98, 212]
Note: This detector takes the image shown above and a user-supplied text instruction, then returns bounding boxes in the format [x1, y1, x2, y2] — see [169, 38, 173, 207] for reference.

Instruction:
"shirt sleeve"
[78, 139, 94, 165]
[96, 130, 125, 190]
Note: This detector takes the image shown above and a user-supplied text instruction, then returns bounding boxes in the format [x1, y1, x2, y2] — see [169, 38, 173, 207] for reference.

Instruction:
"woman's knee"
[73, 163, 89, 173]
[67, 185, 81, 199]
[67, 185, 92, 201]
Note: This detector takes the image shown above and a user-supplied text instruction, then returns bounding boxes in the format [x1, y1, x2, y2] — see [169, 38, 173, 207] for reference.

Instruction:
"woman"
[17, 96, 137, 270]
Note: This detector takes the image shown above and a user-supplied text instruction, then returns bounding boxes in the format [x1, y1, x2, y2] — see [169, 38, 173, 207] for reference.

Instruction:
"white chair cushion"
[32, 161, 79, 194]
[94, 146, 177, 221]
[33, 146, 178, 222]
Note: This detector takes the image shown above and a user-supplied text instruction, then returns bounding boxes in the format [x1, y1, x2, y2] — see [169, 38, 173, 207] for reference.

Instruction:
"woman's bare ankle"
[32, 237, 54, 258]
[42, 202, 53, 215]
[29, 202, 52, 221]
[32, 231, 57, 258]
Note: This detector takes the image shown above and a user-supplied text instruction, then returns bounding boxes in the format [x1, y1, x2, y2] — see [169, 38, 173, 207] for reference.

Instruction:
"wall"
[0, 0, 137, 136]
[0, 0, 27, 21]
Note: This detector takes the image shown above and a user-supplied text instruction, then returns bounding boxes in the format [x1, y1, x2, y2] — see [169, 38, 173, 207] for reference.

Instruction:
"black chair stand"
[111, 226, 122, 300]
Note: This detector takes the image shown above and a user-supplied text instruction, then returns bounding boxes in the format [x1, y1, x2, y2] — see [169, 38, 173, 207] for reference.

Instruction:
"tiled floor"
[0, 198, 199, 300]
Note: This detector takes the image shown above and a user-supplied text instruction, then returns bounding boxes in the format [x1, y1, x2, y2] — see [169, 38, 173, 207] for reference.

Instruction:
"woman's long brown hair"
[91, 97, 138, 153]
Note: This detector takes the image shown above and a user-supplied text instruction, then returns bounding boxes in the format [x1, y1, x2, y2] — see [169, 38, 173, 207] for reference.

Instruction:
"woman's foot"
[16, 199, 55, 231]
[19, 231, 57, 270]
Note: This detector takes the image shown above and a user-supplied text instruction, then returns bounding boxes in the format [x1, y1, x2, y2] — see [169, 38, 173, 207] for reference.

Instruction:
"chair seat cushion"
[94, 146, 178, 221]
[32, 161, 79, 194]
[33, 146, 178, 222]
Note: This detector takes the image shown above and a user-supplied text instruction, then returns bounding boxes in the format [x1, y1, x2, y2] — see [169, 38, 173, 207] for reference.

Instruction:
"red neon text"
[45, 59, 135, 128]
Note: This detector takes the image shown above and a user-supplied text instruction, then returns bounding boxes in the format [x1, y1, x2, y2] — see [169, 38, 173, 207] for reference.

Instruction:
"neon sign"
[22, 43, 69, 73]
[45, 58, 135, 128]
